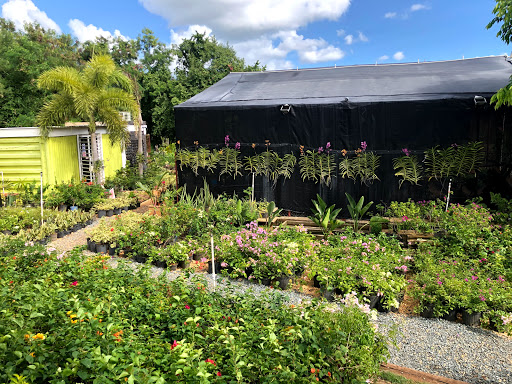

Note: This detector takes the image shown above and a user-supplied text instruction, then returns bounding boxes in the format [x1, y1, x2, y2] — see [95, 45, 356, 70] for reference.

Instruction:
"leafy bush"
[0, 240, 388, 383]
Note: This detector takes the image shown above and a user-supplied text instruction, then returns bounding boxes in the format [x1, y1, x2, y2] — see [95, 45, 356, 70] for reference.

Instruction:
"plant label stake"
[251, 173, 255, 202]
[210, 234, 216, 291]
[445, 178, 452, 212]
[40, 172, 44, 225]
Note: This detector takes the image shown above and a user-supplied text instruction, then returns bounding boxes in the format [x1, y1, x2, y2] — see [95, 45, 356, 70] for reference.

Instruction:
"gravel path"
[49, 222, 512, 384]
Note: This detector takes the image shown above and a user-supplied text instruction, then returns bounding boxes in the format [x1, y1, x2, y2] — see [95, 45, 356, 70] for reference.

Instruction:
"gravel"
[105, 257, 512, 384]
[50, 223, 512, 384]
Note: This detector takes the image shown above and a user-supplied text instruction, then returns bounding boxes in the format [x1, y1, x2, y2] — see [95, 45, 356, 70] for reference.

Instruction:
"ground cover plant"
[0, 238, 388, 383]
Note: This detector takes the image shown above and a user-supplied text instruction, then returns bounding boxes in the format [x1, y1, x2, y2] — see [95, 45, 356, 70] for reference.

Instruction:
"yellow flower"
[32, 333, 45, 340]
[24, 334, 30, 340]
[29, 352, 35, 357]
[71, 319, 78, 324]
[66, 310, 72, 315]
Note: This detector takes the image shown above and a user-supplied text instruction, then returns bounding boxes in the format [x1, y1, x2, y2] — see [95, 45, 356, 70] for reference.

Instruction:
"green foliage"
[339, 152, 380, 185]
[346, 193, 373, 232]
[424, 142, 484, 180]
[266, 201, 283, 227]
[218, 147, 242, 178]
[299, 150, 335, 186]
[0, 239, 387, 383]
[392, 155, 423, 187]
[244, 150, 297, 186]
[487, 0, 512, 45]
[309, 194, 343, 233]
[0, 19, 81, 127]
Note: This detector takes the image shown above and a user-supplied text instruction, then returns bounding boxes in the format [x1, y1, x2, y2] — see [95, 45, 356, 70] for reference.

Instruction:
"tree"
[0, 18, 81, 127]
[487, 1, 512, 107]
[36, 55, 139, 183]
[173, 32, 264, 103]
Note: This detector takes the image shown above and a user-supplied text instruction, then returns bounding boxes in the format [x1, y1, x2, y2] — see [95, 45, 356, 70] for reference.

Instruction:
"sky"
[1, 0, 510, 71]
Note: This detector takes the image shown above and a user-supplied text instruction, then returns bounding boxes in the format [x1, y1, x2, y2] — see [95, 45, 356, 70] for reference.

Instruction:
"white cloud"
[411, 4, 428, 12]
[170, 25, 213, 45]
[344, 31, 368, 45]
[336, 29, 345, 37]
[140, 0, 351, 69]
[384, 12, 397, 19]
[393, 51, 405, 61]
[140, 0, 350, 41]
[1, 0, 61, 32]
[68, 19, 128, 42]
[378, 55, 389, 62]
[233, 31, 344, 68]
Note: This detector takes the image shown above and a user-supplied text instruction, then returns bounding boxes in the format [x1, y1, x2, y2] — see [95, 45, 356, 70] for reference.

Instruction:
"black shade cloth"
[174, 56, 512, 213]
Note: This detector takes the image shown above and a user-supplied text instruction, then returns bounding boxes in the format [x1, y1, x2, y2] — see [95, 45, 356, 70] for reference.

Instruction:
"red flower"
[217, 372, 222, 377]
[206, 358, 216, 366]
[71, 281, 78, 286]
[185, 305, 190, 309]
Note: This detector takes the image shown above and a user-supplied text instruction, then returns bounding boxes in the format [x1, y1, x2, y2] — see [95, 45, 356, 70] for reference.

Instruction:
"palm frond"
[36, 94, 75, 138]
[97, 106, 129, 148]
[84, 55, 116, 89]
[37, 66, 82, 94]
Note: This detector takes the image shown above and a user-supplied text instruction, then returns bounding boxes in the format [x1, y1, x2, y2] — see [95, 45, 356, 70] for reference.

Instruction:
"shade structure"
[175, 56, 512, 213]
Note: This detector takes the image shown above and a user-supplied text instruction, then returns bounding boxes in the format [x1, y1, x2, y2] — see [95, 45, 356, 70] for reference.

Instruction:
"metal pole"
[210, 234, 216, 291]
[445, 179, 452, 212]
[40, 172, 44, 225]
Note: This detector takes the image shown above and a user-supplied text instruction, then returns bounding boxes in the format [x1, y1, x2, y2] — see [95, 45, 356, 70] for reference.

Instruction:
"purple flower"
[235, 142, 240, 150]
[402, 148, 410, 156]
[326, 142, 331, 153]
[225, 135, 230, 146]
[318, 146, 324, 153]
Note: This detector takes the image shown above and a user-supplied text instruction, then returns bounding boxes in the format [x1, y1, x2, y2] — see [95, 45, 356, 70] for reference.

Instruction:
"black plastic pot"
[97, 210, 106, 218]
[108, 246, 116, 256]
[152, 260, 168, 269]
[208, 261, 221, 274]
[442, 308, 459, 322]
[96, 243, 108, 254]
[178, 259, 190, 269]
[114, 208, 122, 215]
[462, 310, 481, 326]
[87, 238, 96, 252]
[276, 275, 291, 290]
[57, 230, 67, 238]
[106, 209, 114, 217]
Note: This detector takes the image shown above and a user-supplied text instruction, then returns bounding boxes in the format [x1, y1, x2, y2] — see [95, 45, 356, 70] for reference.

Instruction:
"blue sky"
[1, 0, 510, 70]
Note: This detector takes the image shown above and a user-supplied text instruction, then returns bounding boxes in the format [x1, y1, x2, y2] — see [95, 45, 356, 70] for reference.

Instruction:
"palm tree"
[36, 55, 139, 183]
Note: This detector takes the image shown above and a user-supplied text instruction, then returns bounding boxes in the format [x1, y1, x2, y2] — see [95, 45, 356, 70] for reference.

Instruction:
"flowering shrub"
[310, 231, 409, 309]
[0, 238, 388, 383]
[215, 222, 315, 281]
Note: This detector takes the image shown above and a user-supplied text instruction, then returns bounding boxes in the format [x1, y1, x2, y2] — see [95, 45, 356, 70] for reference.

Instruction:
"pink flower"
[171, 340, 179, 350]
[185, 305, 190, 309]
[71, 281, 78, 286]
[402, 215, 409, 222]
[361, 141, 367, 151]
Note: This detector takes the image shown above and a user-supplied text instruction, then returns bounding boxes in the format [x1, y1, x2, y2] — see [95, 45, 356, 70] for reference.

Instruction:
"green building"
[0, 124, 128, 186]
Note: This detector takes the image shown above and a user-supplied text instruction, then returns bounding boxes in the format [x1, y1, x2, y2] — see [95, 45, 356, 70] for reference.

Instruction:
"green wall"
[42, 136, 80, 185]
[0, 133, 123, 187]
[102, 134, 123, 179]
[0, 136, 42, 184]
